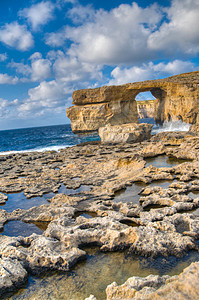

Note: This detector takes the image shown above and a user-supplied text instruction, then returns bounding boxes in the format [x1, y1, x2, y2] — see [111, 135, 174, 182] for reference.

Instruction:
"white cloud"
[47, 2, 162, 64]
[0, 22, 34, 51]
[19, 1, 55, 31]
[67, 4, 95, 24]
[9, 53, 51, 82]
[8, 61, 32, 77]
[148, 0, 199, 54]
[45, 31, 65, 47]
[53, 52, 102, 82]
[0, 98, 18, 117]
[31, 58, 52, 81]
[0, 73, 19, 84]
[17, 80, 72, 116]
[0, 53, 7, 62]
[108, 60, 196, 85]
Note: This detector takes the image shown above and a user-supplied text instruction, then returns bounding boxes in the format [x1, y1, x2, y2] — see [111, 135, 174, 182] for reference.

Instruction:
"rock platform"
[0, 129, 198, 298]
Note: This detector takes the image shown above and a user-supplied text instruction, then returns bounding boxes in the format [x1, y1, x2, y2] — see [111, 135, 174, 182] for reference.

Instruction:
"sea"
[0, 119, 191, 155]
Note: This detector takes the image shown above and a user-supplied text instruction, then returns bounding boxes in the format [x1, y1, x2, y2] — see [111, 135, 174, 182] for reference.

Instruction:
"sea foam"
[152, 120, 191, 134]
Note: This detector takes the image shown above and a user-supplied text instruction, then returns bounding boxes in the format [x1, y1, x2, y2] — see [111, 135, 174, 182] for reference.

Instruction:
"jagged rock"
[0, 257, 28, 297]
[99, 123, 153, 144]
[0, 193, 8, 204]
[189, 124, 199, 134]
[67, 71, 199, 132]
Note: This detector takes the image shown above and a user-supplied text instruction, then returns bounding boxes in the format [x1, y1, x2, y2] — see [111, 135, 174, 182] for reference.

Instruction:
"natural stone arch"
[67, 71, 199, 133]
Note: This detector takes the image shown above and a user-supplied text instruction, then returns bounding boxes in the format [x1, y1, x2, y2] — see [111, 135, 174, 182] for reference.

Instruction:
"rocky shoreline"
[0, 126, 199, 299]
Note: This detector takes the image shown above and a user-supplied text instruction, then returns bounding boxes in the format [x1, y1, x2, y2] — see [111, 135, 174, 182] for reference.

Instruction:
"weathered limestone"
[67, 71, 199, 132]
[137, 100, 155, 119]
[99, 123, 153, 144]
[0, 131, 199, 297]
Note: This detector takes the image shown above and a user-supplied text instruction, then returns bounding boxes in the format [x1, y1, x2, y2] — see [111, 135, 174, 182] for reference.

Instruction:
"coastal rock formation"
[0, 131, 199, 297]
[99, 123, 153, 144]
[67, 71, 199, 132]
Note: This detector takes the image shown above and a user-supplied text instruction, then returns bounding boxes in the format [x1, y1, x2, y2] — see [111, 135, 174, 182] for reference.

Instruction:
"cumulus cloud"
[0, 73, 19, 84]
[53, 51, 102, 82]
[0, 22, 34, 51]
[17, 80, 71, 116]
[67, 4, 95, 24]
[108, 60, 196, 85]
[19, 1, 55, 30]
[46, 2, 162, 64]
[148, 0, 199, 54]
[0, 98, 18, 117]
[30, 58, 52, 81]
[9, 53, 51, 82]
[0, 53, 7, 62]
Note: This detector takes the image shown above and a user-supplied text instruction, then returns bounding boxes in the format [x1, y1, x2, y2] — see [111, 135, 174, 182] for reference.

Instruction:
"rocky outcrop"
[67, 71, 199, 132]
[99, 123, 153, 144]
[137, 100, 155, 119]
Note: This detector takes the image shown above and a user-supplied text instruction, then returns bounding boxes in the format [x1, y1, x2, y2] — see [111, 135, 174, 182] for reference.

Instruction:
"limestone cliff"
[67, 71, 199, 133]
[136, 100, 155, 119]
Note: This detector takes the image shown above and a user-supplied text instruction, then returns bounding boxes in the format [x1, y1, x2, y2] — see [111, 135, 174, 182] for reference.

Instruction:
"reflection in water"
[1, 220, 44, 237]
[145, 155, 190, 168]
[0, 184, 92, 213]
[113, 182, 146, 204]
[1, 192, 50, 212]
[10, 247, 199, 300]
[58, 183, 91, 194]
[74, 211, 97, 219]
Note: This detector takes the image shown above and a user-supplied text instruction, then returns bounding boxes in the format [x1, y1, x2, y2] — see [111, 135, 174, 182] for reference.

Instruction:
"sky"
[0, 0, 199, 130]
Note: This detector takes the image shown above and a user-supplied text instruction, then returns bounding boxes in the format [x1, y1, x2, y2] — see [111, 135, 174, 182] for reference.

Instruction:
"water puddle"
[113, 180, 177, 204]
[145, 155, 190, 168]
[74, 211, 97, 219]
[0, 220, 44, 237]
[113, 182, 146, 204]
[119, 219, 139, 227]
[150, 179, 177, 189]
[188, 191, 199, 200]
[9, 247, 199, 300]
[0, 184, 92, 213]
[58, 183, 91, 195]
[143, 204, 168, 211]
[0, 192, 51, 212]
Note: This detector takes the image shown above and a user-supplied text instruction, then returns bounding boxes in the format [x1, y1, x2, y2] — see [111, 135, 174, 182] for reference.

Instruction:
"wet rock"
[0, 193, 8, 204]
[106, 261, 199, 300]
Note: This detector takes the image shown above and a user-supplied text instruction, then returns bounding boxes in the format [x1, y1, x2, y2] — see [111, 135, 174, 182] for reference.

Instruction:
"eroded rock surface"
[99, 123, 153, 144]
[67, 71, 199, 132]
[0, 131, 199, 297]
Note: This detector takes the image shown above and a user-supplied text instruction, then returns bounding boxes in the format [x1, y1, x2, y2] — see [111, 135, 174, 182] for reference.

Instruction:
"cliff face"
[137, 100, 155, 119]
[67, 71, 199, 132]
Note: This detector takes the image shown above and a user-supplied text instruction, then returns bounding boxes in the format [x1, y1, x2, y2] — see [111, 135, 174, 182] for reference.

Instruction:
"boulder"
[99, 123, 153, 144]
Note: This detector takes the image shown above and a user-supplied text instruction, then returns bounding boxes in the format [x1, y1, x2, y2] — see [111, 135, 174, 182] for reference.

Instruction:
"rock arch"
[67, 71, 199, 133]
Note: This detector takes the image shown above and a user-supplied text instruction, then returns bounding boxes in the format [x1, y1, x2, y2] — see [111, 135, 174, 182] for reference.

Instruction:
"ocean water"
[0, 120, 190, 155]
[0, 124, 100, 155]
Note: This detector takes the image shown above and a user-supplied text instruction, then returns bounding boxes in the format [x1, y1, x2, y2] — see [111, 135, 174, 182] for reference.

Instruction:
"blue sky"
[0, 0, 198, 130]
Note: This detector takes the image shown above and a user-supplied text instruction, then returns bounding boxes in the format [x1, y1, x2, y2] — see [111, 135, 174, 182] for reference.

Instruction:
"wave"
[0, 144, 72, 156]
[152, 120, 191, 134]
